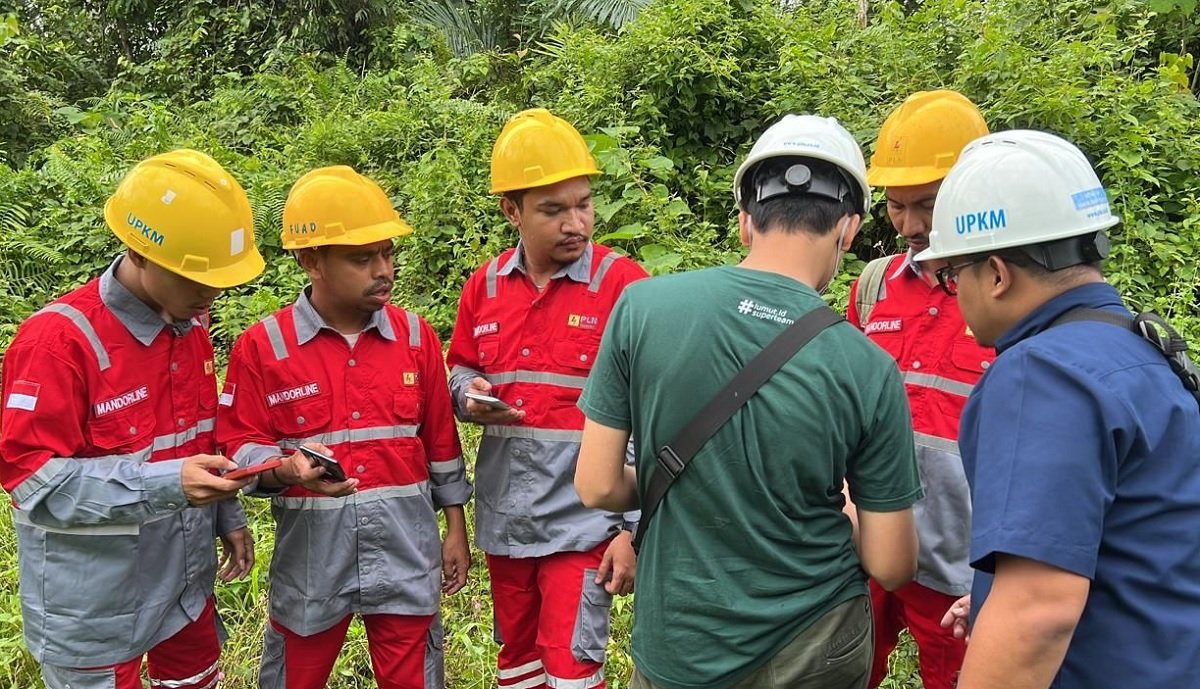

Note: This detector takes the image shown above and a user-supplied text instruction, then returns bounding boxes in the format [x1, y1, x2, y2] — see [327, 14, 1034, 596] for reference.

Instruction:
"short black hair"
[743, 193, 856, 236]
[740, 157, 860, 235]
[503, 190, 527, 209]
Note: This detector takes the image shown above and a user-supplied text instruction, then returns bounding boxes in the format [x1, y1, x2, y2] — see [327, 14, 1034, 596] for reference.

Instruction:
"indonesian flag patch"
[219, 383, 236, 407]
[6, 380, 41, 411]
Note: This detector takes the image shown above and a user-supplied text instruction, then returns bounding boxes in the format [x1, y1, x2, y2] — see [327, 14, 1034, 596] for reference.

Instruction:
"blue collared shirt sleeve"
[965, 345, 1124, 579]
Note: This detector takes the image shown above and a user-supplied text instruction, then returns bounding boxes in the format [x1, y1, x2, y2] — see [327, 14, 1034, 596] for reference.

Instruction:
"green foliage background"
[0, 0, 1198, 686]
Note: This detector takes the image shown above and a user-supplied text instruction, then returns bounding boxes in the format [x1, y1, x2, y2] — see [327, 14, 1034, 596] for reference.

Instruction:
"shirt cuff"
[431, 479, 473, 508]
[143, 459, 188, 513]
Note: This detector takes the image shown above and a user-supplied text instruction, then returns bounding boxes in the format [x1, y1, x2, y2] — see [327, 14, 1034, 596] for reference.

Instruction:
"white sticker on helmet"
[231, 227, 245, 256]
[161, 189, 177, 205]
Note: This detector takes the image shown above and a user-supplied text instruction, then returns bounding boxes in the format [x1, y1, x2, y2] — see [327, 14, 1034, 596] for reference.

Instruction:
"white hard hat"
[734, 115, 871, 214]
[915, 130, 1120, 262]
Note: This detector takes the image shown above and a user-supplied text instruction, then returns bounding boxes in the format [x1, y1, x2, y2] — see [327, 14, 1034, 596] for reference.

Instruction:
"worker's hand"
[596, 530, 636, 596]
[441, 527, 471, 595]
[218, 526, 255, 581]
[275, 443, 359, 497]
[940, 594, 971, 641]
[464, 377, 525, 425]
[182, 455, 250, 506]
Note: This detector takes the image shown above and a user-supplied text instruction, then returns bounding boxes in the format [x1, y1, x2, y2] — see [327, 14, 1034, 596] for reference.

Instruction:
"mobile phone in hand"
[223, 458, 283, 481]
[465, 391, 512, 410]
[298, 446, 348, 483]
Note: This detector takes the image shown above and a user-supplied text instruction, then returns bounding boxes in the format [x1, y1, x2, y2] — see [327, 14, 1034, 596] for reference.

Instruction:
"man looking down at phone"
[0, 150, 263, 689]
[216, 166, 471, 689]
[446, 108, 648, 689]
[575, 115, 922, 689]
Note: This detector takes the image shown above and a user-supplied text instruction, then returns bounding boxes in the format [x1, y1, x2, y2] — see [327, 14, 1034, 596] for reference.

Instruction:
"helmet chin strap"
[817, 216, 851, 294]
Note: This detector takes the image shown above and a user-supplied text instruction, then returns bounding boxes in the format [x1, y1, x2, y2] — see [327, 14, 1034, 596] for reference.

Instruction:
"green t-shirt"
[578, 265, 922, 689]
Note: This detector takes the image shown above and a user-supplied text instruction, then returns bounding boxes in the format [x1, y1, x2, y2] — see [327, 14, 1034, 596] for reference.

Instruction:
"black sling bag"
[632, 305, 844, 553]
[1050, 308, 1200, 407]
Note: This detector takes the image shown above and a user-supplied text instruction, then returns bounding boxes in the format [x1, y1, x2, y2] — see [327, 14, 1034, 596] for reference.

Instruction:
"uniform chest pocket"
[552, 334, 601, 372]
[393, 389, 422, 423]
[477, 335, 501, 368]
[86, 405, 156, 453]
[269, 397, 332, 437]
[950, 337, 994, 375]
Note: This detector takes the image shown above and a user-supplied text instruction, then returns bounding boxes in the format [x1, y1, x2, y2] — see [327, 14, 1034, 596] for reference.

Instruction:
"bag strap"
[1050, 308, 1200, 406]
[632, 305, 844, 552]
[855, 255, 894, 325]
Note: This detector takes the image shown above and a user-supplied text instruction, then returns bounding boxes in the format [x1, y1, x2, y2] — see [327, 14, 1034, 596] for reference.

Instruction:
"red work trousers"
[40, 597, 222, 689]
[869, 579, 966, 689]
[262, 613, 435, 689]
[487, 541, 611, 689]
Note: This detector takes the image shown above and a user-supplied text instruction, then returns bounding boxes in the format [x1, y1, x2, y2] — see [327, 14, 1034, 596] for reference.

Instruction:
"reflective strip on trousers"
[547, 670, 604, 689]
[902, 371, 975, 397]
[484, 426, 583, 442]
[487, 370, 589, 388]
[278, 424, 420, 450]
[149, 659, 221, 688]
[498, 660, 545, 680]
[35, 303, 112, 371]
[271, 482, 430, 510]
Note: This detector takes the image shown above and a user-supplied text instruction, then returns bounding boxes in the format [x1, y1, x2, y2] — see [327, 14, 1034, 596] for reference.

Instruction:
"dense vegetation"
[1, 0, 1198, 686]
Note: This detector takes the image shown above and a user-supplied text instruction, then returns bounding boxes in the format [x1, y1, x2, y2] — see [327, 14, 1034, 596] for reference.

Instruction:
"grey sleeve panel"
[214, 498, 247, 536]
[14, 456, 187, 529]
[428, 456, 472, 508]
[448, 365, 484, 421]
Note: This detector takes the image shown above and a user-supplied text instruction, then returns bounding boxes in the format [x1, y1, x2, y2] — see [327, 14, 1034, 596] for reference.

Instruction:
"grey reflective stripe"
[9, 456, 69, 504]
[588, 252, 620, 293]
[36, 304, 112, 371]
[405, 310, 421, 348]
[152, 417, 215, 452]
[488, 370, 589, 388]
[429, 457, 464, 474]
[150, 659, 221, 688]
[12, 508, 141, 536]
[484, 426, 583, 442]
[903, 371, 975, 397]
[498, 660, 544, 680]
[263, 315, 289, 361]
[272, 482, 429, 510]
[486, 258, 500, 299]
[546, 670, 604, 689]
[278, 424, 420, 450]
[914, 432, 961, 455]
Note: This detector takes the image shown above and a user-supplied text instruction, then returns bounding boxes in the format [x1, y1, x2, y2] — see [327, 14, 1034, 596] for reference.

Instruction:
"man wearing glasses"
[924, 130, 1200, 689]
[846, 90, 993, 689]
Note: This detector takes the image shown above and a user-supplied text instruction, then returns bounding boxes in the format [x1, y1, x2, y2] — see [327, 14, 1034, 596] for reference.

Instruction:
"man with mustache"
[446, 109, 648, 689]
[0, 149, 262, 689]
[845, 90, 993, 689]
[216, 166, 471, 689]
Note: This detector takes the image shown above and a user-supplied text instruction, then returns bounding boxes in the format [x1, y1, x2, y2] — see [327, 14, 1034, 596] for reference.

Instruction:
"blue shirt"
[962, 282, 1200, 689]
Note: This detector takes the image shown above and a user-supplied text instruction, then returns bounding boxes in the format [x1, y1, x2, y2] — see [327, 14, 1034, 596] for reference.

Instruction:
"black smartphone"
[298, 446, 347, 483]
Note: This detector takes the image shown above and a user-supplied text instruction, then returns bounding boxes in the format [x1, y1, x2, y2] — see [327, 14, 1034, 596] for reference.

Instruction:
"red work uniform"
[446, 242, 647, 689]
[847, 252, 995, 689]
[216, 291, 469, 689]
[0, 259, 241, 689]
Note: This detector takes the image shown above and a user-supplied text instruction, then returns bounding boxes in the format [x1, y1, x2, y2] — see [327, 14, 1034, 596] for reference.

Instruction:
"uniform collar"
[98, 256, 195, 346]
[994, 282, 1126, 354]
[292, 287, 396, 345]
[889, 249, 926, 281]
[496, 241, 594, 284]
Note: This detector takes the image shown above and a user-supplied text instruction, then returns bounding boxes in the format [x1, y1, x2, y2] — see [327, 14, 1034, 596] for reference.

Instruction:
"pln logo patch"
[473, 321, 500, 338]
[567, 314, 599, 330]
[204, 359, 215, 376]
[403, 372, 419, 386]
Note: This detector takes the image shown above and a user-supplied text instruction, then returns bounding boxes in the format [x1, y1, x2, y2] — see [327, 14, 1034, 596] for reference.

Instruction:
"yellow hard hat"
[104, 149, 265, 289]
[490, 108, 601, 194]
[867, 90, 990, 188]
[281, 166, 413, 250]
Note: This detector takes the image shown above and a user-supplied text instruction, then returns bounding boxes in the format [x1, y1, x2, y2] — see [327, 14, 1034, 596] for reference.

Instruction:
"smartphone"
[298, 446, 348, 483]
[465, 391, 512, 410]
[223, 458, 283, 481]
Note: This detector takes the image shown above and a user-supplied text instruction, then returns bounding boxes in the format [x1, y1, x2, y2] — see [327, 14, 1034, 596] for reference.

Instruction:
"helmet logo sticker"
[161, 189, 177, 205]
[1072, 188, 1112, 219]
[230, 227, 245, 256]
[955, 208, 1007, 235]
[126, 213, 165, 246]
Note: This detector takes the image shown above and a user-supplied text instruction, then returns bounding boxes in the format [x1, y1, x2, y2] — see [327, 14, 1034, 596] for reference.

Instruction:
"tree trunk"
[857, 0, 869, 27]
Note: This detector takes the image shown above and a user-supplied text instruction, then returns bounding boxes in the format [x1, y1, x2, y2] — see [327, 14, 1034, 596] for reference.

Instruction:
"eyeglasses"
[934, 257, 987, 296]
